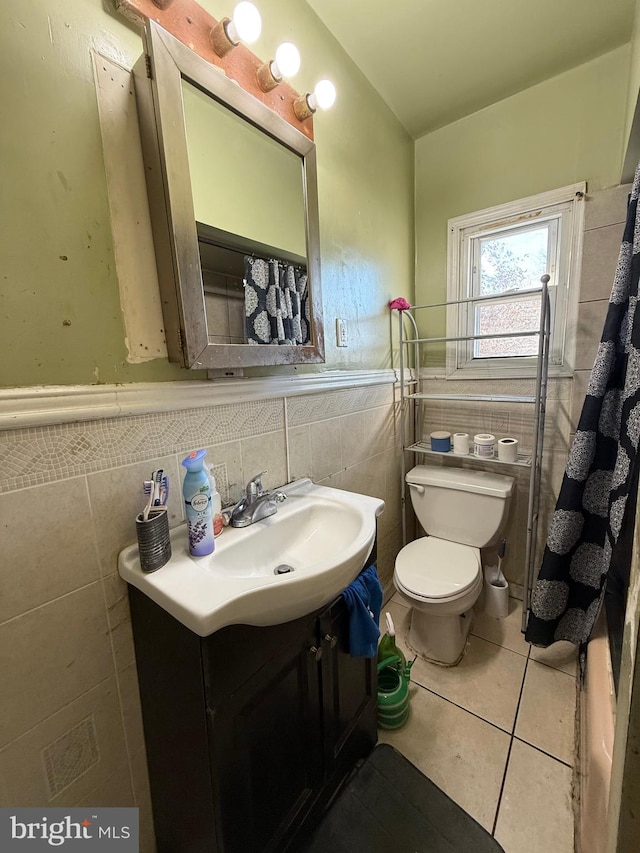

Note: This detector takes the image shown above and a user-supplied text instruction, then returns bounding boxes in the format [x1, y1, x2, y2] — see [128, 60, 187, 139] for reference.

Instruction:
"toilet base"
[406, 606, 474, 667]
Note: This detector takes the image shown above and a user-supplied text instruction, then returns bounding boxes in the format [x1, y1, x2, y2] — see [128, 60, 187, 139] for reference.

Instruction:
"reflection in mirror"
[134, 22, 324, 369]
[199, 235, 246, 346]
[183, 80, 306, 259]
[197, 223, 308, 347]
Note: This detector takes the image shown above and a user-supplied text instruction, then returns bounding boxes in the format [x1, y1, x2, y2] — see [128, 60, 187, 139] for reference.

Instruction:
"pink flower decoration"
[389, 297, 412, 311]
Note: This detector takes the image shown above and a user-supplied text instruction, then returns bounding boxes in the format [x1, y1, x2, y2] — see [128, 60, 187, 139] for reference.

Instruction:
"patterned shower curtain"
[244, 256, 309, 345]
[525, 165, 640, 650]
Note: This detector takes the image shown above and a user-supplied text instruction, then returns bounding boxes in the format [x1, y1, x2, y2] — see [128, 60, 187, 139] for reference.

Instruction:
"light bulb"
[313, 79, 336, 110]
[293, 79, 336, 121]
[231, 1, 261, 44]
[273, 42, 300, 79]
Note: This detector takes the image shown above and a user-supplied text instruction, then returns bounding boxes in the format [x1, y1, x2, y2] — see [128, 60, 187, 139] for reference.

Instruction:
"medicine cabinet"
[134, 21, 325, 369]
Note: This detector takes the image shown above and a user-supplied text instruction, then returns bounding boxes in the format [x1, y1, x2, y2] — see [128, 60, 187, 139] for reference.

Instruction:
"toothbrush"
[142, 480, 155, 521]
[152, 469, 164, 506]
[159, 477, 169, 507]
[143, 471, 166, 504]
[143, 475, 169, 512]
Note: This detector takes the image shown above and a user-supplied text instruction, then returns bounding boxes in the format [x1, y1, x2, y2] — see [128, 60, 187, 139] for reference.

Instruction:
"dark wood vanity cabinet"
[318, 599, 378, 784]
[129, 584, 377, 853]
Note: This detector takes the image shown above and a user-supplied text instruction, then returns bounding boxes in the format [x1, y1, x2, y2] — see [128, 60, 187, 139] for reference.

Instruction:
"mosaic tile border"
[0, 382, 398, 495]
[0, 400, 283, 494]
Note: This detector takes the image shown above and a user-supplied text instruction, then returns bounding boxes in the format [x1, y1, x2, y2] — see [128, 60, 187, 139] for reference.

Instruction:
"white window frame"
[446, 183, 585, 380]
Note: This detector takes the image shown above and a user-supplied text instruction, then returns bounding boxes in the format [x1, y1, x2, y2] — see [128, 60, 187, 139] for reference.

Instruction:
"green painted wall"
[0, 0, 414, 387]
[414, 45, 630, 348]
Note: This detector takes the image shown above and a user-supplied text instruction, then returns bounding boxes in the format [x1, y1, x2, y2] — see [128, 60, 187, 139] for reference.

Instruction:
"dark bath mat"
[298, 743, 504, 853]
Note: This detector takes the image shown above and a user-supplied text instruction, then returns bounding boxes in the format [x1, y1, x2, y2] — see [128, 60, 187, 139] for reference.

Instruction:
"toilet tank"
[406, 465, 515, 548]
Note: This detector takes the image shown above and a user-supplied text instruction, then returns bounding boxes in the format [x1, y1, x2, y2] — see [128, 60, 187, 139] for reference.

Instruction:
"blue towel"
[341, 564, 383, 657]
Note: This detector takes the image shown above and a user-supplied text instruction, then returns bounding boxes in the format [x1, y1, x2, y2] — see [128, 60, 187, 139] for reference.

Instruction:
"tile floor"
[378, 594, 577, 853]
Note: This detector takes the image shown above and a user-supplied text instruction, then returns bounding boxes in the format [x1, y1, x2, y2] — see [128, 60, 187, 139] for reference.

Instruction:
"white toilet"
[394, 465, 515, 666]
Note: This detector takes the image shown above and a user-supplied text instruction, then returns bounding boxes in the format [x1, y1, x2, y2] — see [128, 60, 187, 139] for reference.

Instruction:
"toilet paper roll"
[453, 432, 469, 455]
[498, 437, 519, 463]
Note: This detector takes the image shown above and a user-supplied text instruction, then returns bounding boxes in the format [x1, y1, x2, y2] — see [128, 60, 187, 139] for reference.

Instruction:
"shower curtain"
[525, 165, 640, 651]
[244, 256, 309, 345]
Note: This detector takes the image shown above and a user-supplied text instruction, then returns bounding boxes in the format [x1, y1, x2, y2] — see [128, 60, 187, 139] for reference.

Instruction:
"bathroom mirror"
[134, 21, 324, 369]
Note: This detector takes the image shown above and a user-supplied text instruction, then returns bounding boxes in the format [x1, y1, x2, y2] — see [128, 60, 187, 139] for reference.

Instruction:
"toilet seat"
[395, 537, 481, 600]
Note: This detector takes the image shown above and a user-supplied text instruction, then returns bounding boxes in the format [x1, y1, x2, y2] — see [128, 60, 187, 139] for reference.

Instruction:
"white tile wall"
[570, 183, 631, 435]
[0, 381, 403, 852]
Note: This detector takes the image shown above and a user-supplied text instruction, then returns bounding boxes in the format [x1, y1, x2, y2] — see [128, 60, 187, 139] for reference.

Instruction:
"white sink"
[118, 479, 385, 636]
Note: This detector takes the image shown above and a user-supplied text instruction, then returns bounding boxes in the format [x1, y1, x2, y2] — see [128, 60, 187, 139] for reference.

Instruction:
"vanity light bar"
[207, 1, 336, 120]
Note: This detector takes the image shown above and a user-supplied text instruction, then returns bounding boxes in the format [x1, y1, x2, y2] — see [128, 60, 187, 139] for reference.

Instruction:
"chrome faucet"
[229, 472, 287, 528]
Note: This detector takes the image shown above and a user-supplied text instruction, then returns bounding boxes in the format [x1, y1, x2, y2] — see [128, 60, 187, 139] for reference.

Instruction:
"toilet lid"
[395, 538, 480, 599]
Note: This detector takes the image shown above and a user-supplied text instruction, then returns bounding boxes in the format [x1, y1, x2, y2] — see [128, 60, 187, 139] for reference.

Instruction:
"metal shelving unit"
[406, 441, 533, 467]
[395, 276, 551, 634]
[406, 393, 536, 403]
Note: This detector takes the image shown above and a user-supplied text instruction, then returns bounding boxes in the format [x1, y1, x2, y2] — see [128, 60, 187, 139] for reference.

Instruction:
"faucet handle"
[247, 471, 267, 497]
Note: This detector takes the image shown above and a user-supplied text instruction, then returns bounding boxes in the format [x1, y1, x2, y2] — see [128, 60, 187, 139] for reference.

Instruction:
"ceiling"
[306, 0, 636, 139]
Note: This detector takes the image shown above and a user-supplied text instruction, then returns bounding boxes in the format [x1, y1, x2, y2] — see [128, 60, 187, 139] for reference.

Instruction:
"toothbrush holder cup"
[136, 510, 171, 572]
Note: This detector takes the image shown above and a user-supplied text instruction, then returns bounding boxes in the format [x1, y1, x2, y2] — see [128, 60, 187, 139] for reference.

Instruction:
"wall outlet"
[336, 318, 348, 347]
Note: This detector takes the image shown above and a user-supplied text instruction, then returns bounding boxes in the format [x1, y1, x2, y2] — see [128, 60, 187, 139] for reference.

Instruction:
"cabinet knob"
[308, 645, 323, 661]
[323, 633, 338, 649]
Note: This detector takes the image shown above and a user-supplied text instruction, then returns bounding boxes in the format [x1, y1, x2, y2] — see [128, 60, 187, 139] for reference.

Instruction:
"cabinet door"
[206, 623, 324, 853]
[318, 597, 377, 782]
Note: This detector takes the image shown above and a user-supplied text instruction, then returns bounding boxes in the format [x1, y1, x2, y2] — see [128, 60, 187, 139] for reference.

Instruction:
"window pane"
[479, 227, 549, 295]
[474, 298, 540, 358]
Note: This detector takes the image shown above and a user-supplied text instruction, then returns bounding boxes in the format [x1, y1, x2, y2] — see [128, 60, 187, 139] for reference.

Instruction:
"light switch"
[336, 318, 348, 347]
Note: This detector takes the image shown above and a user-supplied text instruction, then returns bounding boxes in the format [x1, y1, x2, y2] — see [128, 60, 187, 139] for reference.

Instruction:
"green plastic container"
[377, 612, 412, 729]
[377, 654, 413, 729]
